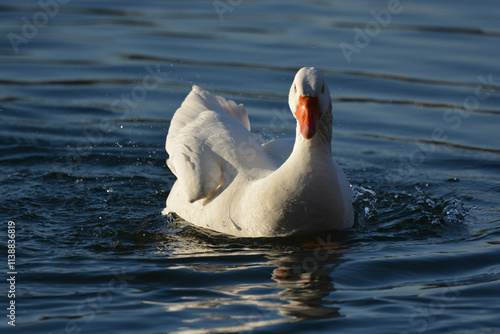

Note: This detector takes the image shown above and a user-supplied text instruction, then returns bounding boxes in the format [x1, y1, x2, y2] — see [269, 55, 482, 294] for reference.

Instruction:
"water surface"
[1, 1, 499, 333]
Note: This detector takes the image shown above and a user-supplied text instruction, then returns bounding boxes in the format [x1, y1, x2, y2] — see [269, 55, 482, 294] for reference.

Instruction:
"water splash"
[352, 185, 378, 227]
[352, 184, 471, 241]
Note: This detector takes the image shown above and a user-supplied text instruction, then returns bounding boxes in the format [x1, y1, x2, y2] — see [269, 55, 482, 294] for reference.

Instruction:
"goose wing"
[166, 86, 276, 203]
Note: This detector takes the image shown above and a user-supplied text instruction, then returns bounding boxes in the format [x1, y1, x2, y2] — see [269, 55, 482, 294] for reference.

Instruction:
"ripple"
[352, 184, 471, 241]
[2, 0, 500, 333]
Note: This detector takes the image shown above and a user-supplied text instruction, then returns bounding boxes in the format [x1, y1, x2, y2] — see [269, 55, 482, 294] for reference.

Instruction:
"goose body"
[163, 67, 353, 237]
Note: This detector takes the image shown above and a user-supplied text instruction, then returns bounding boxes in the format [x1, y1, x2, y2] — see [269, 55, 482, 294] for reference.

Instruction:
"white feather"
[166, 85, 275, 204]
[164, 68, 354, 237]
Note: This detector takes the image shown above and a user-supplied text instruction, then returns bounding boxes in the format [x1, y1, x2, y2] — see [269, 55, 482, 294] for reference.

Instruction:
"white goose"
[163, 67, 353, 237]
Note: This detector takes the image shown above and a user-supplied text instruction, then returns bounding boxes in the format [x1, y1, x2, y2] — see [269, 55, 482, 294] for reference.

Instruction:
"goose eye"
[321, 84, 325, 93]
[294, 84, 297, 93]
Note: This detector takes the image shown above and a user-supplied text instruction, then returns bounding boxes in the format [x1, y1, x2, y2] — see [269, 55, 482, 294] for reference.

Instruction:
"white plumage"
[163, 67, 354, 237]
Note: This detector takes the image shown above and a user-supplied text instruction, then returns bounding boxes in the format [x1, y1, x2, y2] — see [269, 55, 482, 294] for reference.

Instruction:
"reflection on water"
[144, 183, 479, 333]
[268, 248, 345, 320]
[147, 236, 349, 333]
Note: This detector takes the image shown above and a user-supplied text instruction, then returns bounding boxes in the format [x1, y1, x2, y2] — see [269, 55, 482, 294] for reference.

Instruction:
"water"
[1, 0, 499, 333]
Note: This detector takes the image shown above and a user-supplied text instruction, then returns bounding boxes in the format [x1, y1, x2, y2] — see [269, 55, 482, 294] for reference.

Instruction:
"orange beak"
[296, 95, 320, 139]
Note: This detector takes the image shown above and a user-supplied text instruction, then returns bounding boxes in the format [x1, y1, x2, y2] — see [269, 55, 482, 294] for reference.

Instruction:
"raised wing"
[166, 86, 276, 204]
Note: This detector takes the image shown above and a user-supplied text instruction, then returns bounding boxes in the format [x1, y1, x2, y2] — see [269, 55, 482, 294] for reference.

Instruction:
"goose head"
[288, 67, 332, 140]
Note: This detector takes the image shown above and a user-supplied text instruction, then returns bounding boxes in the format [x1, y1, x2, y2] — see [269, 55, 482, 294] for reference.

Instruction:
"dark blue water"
[1, 1, 500, 333]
